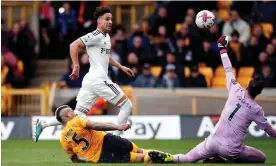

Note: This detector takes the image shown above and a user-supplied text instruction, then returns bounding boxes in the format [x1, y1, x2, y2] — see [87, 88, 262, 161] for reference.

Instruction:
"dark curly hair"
[94, 6, 111, 20]
[247, 75, 264, 99]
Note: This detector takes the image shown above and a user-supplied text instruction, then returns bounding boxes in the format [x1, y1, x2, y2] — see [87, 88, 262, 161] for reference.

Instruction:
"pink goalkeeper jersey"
[212, 53, 270, 148]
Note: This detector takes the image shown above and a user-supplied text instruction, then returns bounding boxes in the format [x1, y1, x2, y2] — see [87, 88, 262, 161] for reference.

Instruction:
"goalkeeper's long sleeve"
[220, 49, 236, 91]
[265, 125, 276, 138]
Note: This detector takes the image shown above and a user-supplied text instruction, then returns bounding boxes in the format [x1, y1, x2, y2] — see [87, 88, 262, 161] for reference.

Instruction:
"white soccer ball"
[195, 10, 215, 29]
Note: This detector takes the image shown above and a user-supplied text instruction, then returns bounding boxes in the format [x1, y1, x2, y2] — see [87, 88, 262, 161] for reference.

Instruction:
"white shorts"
[76, 77, 124, 109]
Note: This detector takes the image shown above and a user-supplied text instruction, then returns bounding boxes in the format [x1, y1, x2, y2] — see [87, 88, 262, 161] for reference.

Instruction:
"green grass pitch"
[2, 139, 276, 166]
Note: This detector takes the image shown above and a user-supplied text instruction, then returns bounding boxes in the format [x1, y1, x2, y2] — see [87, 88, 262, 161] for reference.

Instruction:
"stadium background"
[1, 1, 276, 165]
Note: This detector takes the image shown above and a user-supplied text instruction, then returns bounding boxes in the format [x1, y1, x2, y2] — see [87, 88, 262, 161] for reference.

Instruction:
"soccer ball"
[195, 10, 215, 29]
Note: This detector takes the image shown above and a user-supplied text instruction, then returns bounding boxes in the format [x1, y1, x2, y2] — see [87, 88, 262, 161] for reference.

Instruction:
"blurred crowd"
[39, 1, 100, 59]
[2, 1, 276, 89]
[112, 1, 276, 88]
[52, 1, 276, 89]
[1, 20, 36, 88]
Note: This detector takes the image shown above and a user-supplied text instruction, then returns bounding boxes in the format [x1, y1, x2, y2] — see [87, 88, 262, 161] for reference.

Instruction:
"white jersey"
[79, 29, 111, 80]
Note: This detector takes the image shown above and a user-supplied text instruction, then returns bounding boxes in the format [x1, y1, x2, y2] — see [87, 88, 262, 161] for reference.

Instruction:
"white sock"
[74, 107, 88, 116]
[114, 98, 132, 136]
[42, 117, 62, 128]
[42, 108, 87, 129]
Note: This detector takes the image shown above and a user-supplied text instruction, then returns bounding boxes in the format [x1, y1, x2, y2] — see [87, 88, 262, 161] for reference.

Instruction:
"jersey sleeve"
[264, 125, 276, 137]
[76, 115, 89, 128]
[79, 33, 97, 47]
[221, 53, 238, 91]
[253, 109, 270, 130]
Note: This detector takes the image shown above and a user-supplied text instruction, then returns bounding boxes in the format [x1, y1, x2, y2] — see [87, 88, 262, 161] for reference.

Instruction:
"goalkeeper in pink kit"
[149, 36, 276, 164]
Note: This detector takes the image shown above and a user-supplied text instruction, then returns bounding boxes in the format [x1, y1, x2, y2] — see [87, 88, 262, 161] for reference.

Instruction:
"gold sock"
[142, 149, 151, 163]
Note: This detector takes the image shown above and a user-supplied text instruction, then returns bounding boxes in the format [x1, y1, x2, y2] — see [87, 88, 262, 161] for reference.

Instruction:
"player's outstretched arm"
[69, 39, 85, 80]
[86, 119, 131, 131]
[109, 56, 135, 77]
[254, 109, 276, 137]
[217, 36, 236, 90]
[265, 126, 276, 137]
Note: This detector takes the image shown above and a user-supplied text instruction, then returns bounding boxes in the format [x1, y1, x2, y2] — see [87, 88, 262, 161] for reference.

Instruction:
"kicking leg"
[33, 105, 67, 142]
[32, 105, 90, 142]
[113, 95, 132, 135]
[33, 88, 96, 143]
[93, 80, 132, 136]
[33, 118, 59, 142]
[233, 146, 266, 163]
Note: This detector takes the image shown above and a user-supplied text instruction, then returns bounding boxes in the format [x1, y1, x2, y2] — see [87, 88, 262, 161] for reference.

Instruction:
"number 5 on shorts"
[228, 103, 241, 121]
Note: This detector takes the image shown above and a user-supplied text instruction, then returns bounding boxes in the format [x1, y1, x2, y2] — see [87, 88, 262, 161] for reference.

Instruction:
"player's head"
[94, 6, 112, 33]
[246, 75, 264, 99]
[55, 105, 75, 124]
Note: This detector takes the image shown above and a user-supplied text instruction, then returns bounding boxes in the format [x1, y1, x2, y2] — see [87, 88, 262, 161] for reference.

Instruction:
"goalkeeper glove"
[217, 35, 229, 54]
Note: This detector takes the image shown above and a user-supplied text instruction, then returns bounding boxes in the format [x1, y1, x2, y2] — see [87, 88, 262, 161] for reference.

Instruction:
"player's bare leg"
[113, 95, 132, 136]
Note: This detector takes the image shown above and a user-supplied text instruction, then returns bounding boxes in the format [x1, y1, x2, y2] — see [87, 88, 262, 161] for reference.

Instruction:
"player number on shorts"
[72, 133, 89, 151]
[228, 103, 241, 121]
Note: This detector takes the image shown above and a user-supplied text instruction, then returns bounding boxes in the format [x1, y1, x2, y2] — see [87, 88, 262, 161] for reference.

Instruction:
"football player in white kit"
[33, 6, 135, 142]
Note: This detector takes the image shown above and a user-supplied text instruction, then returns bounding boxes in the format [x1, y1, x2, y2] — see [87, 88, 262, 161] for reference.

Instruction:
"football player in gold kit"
[56, 105, 153, 163]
